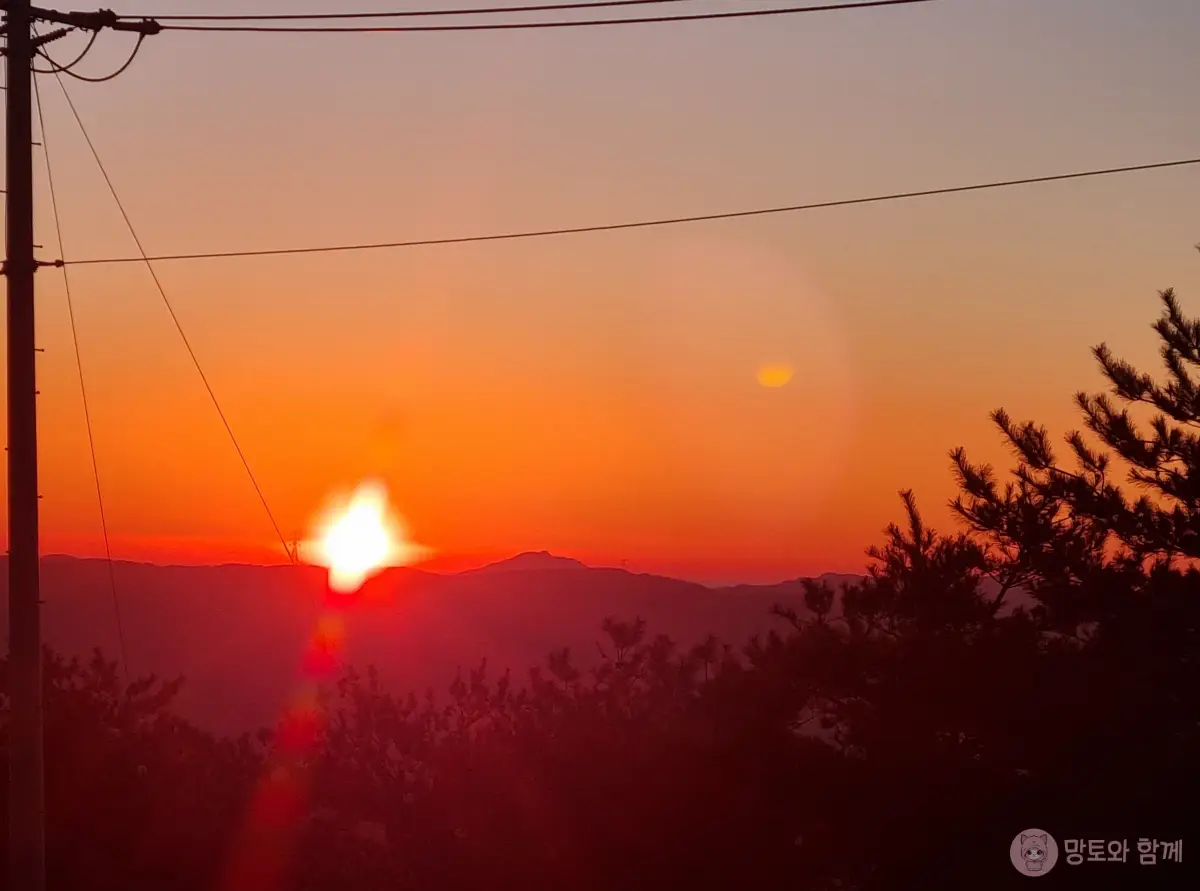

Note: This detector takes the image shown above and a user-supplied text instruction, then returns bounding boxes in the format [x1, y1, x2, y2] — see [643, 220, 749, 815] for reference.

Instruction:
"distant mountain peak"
[470, 551, 590, 574]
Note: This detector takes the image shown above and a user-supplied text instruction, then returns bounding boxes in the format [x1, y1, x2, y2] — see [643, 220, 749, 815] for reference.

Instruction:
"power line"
[31, 60, 129, 684]
[35, 30, 148, 82]
[30, 28, 98, 75]
[62, 156, 1200, 268]
[152, 0, 937, 33]
[45, 70, 298, 565]
[126, 0, 709, 21]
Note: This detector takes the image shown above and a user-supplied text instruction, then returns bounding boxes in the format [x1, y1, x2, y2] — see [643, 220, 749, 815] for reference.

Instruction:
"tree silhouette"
[0, 649, 262, 891]
[4, 274, 1199, 891]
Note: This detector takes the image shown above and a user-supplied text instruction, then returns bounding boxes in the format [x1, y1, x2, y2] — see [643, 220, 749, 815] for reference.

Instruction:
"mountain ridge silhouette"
[1, 553, 862, 734]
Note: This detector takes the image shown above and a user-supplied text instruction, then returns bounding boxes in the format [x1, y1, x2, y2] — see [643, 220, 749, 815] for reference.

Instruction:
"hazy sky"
[3, 0, 1199, 582]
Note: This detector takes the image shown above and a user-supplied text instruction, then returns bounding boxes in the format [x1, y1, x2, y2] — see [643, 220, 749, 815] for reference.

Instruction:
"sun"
[303, 480, 426, 593]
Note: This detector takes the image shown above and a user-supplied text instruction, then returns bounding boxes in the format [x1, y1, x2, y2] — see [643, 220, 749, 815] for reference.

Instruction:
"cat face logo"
[1022, 835, 1049, 871]
[1010, 829, 1059, 876]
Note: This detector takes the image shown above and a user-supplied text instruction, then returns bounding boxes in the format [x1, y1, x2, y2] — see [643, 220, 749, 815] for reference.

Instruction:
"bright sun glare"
[305, 480, 426, 593]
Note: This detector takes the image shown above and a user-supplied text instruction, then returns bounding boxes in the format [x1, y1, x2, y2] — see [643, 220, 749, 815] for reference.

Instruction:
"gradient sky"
[2, 0, 1199, 582]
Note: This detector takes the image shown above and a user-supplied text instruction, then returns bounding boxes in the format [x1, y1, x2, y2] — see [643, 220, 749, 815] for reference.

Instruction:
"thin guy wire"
[156, 0, 937, 32]
[47, 71, 298, 565]
[61, 156, 1200, 268]
[32, 65, 130, 683]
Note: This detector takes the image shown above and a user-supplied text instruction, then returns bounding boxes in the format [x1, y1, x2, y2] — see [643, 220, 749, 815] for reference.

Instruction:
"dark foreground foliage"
[4, 288, 1200, 890]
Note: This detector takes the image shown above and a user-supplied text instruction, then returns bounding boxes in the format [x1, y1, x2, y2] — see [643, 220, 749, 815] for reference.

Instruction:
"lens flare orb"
[756, 363, 794, 388]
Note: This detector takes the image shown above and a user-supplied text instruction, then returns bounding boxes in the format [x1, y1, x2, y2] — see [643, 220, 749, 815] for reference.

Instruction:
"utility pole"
[5, 4, 45, 891]
[1, 7, 157, 890]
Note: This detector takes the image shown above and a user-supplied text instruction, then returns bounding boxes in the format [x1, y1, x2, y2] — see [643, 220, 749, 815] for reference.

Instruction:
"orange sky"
[3, 0, 1200, 583]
